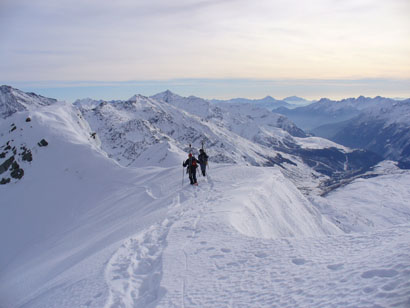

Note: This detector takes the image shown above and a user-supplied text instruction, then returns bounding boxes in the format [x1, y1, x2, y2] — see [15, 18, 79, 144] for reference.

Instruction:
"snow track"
[104, 190, 181, 308]
[104, 177, 215, 308]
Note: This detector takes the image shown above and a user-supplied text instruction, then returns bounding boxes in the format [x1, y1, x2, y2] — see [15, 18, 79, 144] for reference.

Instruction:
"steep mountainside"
[331, 100, 410, 166]
[153, 90, 306, 137]
[275, 95, 410, 167]
[76, 90, 382, 192]
[0, 85, 57, 118]
[275, 96, 398, 131]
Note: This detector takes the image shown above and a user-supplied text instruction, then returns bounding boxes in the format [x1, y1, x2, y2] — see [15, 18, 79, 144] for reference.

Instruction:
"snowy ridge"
[0, 85, 57, 119]
[79, 94, 274, 167]
[103, 166, 410, 308]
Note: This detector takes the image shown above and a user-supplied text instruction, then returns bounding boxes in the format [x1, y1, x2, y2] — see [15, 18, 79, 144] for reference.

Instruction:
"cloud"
[0, 0, 409, 83]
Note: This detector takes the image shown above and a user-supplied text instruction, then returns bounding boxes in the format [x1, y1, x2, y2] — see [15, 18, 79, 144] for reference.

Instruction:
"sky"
[0, 0, 409, 101]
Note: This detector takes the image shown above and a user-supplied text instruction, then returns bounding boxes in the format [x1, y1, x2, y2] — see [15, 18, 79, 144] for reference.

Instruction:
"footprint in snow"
[292, 258, 307, 265]
[254, 252, 268, 258]
[226, 262, 239, 267]
[327, 263, 344, 271]
[361, 269, 399, 279]
[210, 255, 225, 259]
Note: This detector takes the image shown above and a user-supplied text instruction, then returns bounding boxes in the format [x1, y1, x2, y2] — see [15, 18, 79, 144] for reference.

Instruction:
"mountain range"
[210, 95, 313, 110]
[274, 96, 410, 167]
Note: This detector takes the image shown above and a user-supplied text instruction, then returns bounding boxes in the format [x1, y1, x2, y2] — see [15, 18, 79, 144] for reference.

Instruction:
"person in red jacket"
[183, 153, 198, 185]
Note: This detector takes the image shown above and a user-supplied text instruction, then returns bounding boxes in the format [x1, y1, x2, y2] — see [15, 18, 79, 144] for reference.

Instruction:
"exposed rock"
[38, 139, 48, 147]
[0, 177, 10, 185]
[0, 156, 14, 174]
[20, 146, 33, 162]
[10, 161, 24, 179]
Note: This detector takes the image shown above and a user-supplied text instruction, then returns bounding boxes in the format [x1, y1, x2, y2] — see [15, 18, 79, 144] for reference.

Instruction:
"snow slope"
[0, 102, 186, 307]
[4, 154, 410, 307]
[311, 161, 410, 233]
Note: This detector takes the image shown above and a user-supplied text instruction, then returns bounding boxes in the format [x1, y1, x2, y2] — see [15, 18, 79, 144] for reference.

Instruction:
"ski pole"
[182, 162, 185, 186]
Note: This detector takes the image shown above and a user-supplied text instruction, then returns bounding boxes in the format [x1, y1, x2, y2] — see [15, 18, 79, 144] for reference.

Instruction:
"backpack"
[191, 159, 197, 167]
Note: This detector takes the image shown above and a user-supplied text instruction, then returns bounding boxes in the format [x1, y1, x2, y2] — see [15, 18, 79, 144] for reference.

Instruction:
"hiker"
[183, 153, 198, 185]
[198, 148, 209, 176]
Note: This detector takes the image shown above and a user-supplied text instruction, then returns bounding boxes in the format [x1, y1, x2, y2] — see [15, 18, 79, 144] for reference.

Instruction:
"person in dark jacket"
[198, 148, 209, 176]
[183, 153, 198, 185]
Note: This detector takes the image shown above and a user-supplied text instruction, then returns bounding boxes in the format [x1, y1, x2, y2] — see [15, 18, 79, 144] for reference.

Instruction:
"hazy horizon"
[2, 78, 409, 103]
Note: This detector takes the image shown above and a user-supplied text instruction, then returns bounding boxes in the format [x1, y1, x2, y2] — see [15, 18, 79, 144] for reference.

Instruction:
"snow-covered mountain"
[275, 95, 410, 166]
[282, 95, 314, 107]
[1, 87, 384, 192]
[275, 96, 399, 131]
[74, 90, 383, 191]
[330, 100, 410, 166]
[1, 86, 410, 308]
[0, 85, 57, 118]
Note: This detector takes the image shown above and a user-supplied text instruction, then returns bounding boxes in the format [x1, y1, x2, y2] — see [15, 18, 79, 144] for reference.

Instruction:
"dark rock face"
[38, 139, 48, 147]
[21, 146, 33, 162]
[10, 161, 24, 179]
[0, 156, 15, 174]
[0, 141, 34, 183]
[0, 178, 10, 185]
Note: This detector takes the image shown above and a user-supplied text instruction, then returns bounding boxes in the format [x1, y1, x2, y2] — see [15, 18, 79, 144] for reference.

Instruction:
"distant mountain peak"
[0, 84, 13, 91]
[151, 90, 182, 103]
[128, 94, 149, 102]
[283, 96, 306, 102]
[317, 98, 333, 104]
[0, 85, 57, 118]
[262, 95, 275, 100]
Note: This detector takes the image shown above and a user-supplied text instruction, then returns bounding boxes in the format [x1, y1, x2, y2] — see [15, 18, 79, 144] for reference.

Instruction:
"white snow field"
[1, 98, 410, 307]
